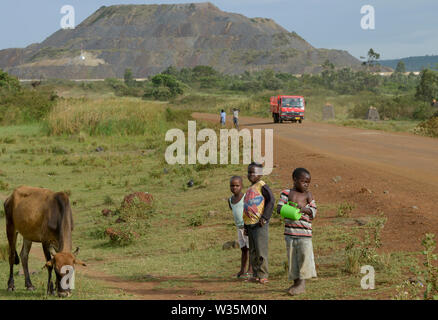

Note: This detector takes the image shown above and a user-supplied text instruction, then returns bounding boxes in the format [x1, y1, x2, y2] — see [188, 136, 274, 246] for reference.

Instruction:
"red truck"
[270, 95, 305, 123]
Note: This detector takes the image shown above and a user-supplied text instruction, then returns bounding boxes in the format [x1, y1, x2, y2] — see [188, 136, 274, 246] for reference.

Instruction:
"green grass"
[327, 119, 421, 133]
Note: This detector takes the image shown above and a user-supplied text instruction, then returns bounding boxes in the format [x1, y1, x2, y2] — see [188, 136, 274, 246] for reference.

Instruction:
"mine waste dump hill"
[0, 2, 360, 79]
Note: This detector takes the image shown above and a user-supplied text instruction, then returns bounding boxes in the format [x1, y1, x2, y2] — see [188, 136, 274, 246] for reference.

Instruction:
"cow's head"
[44, 247, 86, 297]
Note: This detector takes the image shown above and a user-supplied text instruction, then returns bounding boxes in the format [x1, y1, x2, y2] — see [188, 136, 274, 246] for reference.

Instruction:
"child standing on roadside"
[277, 167, 317, 295]
[228, 176, 253, 279]
[243, 162, 275, 284]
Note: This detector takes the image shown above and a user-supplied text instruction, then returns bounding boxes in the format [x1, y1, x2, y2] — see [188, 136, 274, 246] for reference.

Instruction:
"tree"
[124, 68, 135, 87]
[395, 61, 406, 74]
[368, 48, 380, 65]
[322, 59, 335, 71]
[145, 74, 184, 100]
[416, 69, 438, 102]
[192, 65, 218, 78]
[0, 69, 21, 92]
[361, 49, 381, 70]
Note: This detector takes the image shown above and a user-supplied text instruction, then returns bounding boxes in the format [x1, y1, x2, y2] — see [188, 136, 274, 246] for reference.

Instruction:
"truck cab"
[270, 95, 305, 123]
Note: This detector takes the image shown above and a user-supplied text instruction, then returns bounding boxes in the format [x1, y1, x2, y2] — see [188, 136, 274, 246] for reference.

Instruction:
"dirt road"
[193, 113, 438, 188]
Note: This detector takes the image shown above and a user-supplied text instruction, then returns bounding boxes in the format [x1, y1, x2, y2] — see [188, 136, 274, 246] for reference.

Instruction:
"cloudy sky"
[0, 0, 436, 60]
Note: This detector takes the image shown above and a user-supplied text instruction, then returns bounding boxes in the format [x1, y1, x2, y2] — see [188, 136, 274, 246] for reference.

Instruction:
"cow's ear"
[74, 259, 86, 267]
[48, 197, 60, 231]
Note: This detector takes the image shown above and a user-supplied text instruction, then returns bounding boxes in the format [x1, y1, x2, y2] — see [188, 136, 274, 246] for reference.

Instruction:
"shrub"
[393, 280, 423, 300]
[105, 226, 138, 246]
[349, 95, 425, 120]
[104, 78, 125, 91]
[337, 202, 355, 217]
[0, 88, 57, 124]
[412, 103, 436, 120]
[393, 233, 438, 300]
[143, 74, 184, 100]
[419, 233, 438, 300]
[187, 213, 204, 227]
[413, 116, 438, 137]
[116, 85, 144, 97]
[343, 213, 388, 273]
[0, 69, 21, 92]
[103, 195, 114, 205]
[118, 197, 155, 222]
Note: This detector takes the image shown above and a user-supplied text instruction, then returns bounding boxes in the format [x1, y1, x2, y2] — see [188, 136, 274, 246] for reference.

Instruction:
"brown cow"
[4, 186, 86, 297]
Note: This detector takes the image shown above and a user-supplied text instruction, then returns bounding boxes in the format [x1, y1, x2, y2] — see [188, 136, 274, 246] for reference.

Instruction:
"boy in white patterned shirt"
[228, 176, 253, 279]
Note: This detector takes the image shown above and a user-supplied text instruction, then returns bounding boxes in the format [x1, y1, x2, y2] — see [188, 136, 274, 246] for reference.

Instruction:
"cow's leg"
[6, 208, 18, 292]
[6, 229, 18, 292]
[5, 198, 19, 292]
[20, 239, 34, 290]
[42, 243, 55, 295]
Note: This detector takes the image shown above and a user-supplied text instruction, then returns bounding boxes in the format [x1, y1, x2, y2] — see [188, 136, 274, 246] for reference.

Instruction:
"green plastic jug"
[280, 201, 302, 220]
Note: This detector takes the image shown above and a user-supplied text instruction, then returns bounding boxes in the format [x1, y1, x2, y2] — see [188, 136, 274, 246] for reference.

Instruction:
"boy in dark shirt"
[243, 162, 275, 284]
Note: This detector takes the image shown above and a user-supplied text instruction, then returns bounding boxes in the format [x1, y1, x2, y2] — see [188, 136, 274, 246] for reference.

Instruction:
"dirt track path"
[27, 114, 438, 299]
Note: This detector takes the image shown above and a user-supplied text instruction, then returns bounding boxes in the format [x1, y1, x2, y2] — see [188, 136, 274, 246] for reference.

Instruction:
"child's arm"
[276, 189, 290, 215]
[260, 185, 275, 224]
[301, 192, 317, 219]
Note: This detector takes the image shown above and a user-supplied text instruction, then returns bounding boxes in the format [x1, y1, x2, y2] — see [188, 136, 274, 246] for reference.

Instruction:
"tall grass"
[44, 98, 169, 136]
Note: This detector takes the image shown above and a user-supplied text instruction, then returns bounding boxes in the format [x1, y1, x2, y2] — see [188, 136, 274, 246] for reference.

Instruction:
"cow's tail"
[14, 250, 19, 265]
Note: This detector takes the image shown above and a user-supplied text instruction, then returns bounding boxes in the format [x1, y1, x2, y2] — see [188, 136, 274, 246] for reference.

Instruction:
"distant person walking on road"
[233, 108, 240, 130]
[220, 109, 226, 126]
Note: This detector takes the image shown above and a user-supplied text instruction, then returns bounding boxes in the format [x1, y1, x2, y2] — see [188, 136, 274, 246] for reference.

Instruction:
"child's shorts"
[285, 236, 317, 280]
[237, 227, 249, 249]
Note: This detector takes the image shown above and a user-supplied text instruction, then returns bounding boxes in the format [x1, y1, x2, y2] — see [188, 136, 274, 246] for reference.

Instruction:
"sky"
[0, 0, 437, 60]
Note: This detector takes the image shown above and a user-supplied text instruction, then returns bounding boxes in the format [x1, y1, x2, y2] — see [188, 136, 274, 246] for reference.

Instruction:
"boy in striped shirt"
[277, 168, 317, 296]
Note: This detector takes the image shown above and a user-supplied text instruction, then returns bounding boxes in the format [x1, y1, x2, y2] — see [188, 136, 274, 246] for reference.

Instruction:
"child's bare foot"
[288, 279, 305, 295]
[286, 281, 297, 292]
